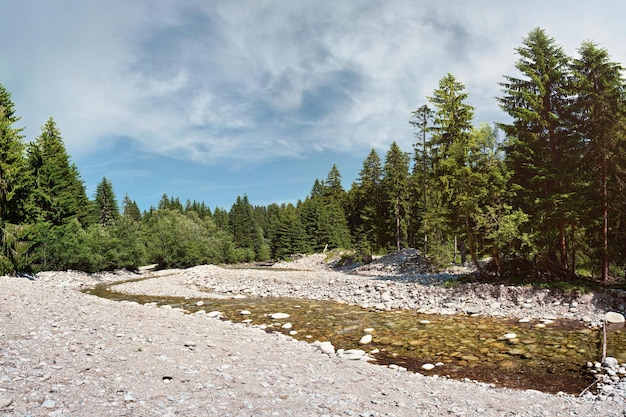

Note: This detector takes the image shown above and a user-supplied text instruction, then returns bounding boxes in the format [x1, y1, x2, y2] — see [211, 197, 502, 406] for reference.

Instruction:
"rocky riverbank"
[1, 254, 626, 416]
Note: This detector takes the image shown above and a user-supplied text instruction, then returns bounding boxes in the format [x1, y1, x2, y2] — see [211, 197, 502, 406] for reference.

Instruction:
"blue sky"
[2, 1, 626, 211]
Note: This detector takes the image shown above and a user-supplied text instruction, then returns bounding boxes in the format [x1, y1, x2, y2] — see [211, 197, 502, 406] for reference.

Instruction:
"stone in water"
[270, 313, 290, 319]
[605, 312, 625, 324]
[359, 334, 372, 345]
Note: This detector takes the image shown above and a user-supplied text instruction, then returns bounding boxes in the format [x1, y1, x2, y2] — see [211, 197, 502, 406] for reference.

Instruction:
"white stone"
[518, 318, 531, 323]
[0, 396, 13, 408]
[381, 291, 393, 302]
[503, 333, 517, 339]
[42, 399, 56, 408]
[364, 328, 375, 333]
[421, 363, 436, 370]
[359, 334, 373, 345]
[240, 310, 251, 315]
[465, 306, 481, 315]
[207, 311, 223, 318]
[605, 312, 625, 324]
[269, 313, 290, 319]
[289, 330, 298, 335]
[318, 341, 335, 355]
[196, 301, 204, 307]
[419, 320, 431, 324]
[282, 322, 293, 329]
[340, 349, 366, 360]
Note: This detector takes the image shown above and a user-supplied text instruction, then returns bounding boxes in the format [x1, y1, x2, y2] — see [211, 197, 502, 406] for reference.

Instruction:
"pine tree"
[383, 142, 411, 251]
[324, 164, 345, 203]
[94, 177, 119, 226]
[351, 149, 385, 252]
[212, 207, 230, 230]
[122, 193, 142, 221]
[427, 74, 476, 263]
[0, 84, 28, 225]
[409, 105, 434, 254]
[499, 28, 578, 277]
[571, 41, 626, 280]
[228, 195, 268, 260]
[27, 117, 89, 226]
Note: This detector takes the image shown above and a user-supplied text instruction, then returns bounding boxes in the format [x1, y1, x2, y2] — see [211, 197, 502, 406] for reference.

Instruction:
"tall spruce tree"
[0, 84, 28, 225]
[499, 28, 578, 277]
[122, 193, 142, 221]
[383, 142, 410, 251]
[409, 105, 434, 255]
[229, 195, 268, 260]
[427, 74, 477, 265]
[571, 41, 626, 280]
[27, 117, 89, 226]
[94, 177, 119, 226]
[352, 149, 385, 252]
[0, 85, 35, 274]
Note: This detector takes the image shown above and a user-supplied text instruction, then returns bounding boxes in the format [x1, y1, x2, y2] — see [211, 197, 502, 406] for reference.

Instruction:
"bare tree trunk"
[570, 223, 576, 276]
[602, 158, 610, 282]
[559, 221, 568, 271]
[465, 214, 489, 280]
[395, 196, 401, 251]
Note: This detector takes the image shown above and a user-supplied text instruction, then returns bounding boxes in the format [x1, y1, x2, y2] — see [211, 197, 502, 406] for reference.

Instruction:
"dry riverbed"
[1, 254, 625, 416]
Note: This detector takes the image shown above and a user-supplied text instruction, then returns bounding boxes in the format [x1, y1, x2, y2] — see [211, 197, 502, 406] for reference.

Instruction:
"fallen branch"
[579, 376, 601, 397]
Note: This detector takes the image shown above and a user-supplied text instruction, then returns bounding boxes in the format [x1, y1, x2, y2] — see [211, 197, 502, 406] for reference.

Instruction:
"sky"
[2, 1, 626, 212]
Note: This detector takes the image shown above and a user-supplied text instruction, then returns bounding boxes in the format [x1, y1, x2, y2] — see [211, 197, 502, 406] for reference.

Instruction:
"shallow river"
[86, 279, 626, 394]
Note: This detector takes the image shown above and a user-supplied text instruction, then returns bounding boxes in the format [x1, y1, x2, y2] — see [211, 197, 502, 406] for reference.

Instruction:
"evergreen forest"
[2, 28, 626, 283]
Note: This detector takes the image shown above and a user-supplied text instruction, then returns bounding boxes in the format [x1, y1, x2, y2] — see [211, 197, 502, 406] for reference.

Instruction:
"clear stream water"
[85, 277, 626, 394]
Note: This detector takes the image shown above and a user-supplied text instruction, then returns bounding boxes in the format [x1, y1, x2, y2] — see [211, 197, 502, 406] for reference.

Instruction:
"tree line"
[1, 28, 625, 281]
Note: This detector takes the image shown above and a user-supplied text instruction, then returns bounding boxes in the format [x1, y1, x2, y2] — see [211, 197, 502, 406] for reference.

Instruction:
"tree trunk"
[602, 157, 609, 282]
[465, 214, 489, 280]
[570, 223, 576, 276]
[395, 196, 401, 251]
[559, 221, 568, 271]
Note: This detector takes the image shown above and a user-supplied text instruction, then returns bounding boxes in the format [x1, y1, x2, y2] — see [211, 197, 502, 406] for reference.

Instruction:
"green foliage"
[0, 84, 29, 225]
[122, 193, 142, 221]
[229, 195, 270, 261]
[146, 209, 235, 268]
[2, 38, 626, 283]
[27, 118, 89, 226]
[383, 142, 411, 251]
[0, 223, 37, 275]
[94, 177, 119, 226]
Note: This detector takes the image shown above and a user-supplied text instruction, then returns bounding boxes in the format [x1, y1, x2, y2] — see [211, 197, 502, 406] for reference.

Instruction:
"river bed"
[85, 278, 626, 394]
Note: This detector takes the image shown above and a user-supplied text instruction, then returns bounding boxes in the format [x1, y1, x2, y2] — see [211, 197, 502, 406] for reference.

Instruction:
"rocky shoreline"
[1, 255, 626, 416]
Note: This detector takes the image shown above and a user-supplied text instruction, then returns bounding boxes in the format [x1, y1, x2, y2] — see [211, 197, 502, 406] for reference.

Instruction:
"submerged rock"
[269, 313, 290, 319]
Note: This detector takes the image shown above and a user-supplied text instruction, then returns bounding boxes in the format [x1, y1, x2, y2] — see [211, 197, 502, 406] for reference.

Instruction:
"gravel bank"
[1, 260, 625, 416]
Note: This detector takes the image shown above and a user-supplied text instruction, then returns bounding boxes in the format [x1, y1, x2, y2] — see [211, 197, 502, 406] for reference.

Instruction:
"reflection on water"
[85, 281, 625, 394]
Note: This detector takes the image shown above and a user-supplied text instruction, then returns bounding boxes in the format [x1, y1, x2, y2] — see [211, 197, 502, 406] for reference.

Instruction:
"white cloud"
[3, 1, 626, 167]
